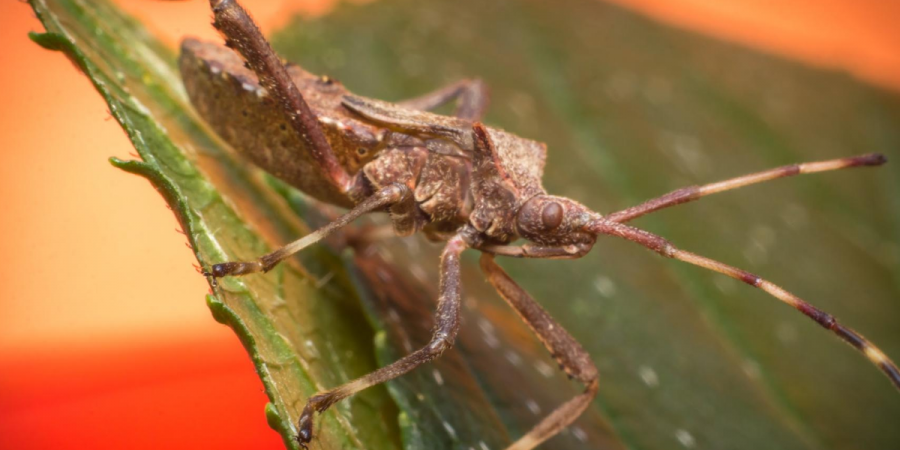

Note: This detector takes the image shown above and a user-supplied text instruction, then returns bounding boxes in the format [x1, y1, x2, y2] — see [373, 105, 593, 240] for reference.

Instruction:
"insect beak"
[580, 212, 606, 235]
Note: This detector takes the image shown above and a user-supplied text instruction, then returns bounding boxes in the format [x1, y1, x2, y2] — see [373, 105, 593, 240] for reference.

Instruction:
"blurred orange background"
[1, 0, 898, 448]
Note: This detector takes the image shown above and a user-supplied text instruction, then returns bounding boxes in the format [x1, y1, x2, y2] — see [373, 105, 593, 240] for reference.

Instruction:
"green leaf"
[31, 0, 900, 449]
[272, 0, 900, 449]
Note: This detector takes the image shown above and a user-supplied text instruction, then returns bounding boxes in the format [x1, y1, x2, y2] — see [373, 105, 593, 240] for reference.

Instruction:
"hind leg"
[296, 235, 468, 447]
[399, 78, 490, 120]
[209, 0, 355, 192]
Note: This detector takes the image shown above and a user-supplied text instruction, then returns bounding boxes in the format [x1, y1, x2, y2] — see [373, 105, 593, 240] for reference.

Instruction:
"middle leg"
[296, 235, 469, 448]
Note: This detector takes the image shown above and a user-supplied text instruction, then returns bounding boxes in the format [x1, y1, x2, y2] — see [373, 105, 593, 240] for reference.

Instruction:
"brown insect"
[183, 0, 900, 448]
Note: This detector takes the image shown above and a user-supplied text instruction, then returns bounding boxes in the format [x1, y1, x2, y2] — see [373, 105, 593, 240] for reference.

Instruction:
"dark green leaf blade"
[272, 0, 900, 449]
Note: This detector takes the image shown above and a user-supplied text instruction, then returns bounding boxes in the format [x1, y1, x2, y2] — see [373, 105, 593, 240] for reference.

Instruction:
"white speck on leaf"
[534, 361, 555, 378]
[593, 275, 617, 297]
[442, 421, 457, 439]
[505, 350, 523, 367]
[638, 365, 659, 388]
[675, 429, 695, 448]
[572, 426, 588, 442]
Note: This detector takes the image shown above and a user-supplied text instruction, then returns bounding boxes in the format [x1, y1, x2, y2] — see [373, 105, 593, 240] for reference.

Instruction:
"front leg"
[480, 254, 599, 450]
[296, 235, 468, 447]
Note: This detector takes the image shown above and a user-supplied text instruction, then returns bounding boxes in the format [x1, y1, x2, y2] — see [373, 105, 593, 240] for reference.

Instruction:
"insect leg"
[480, 254, 599, 450]
[388, 183, 422, 237]
[295, 235, 467, 448]
[208, 0, 353, 192]
[342, 224, 399, 249]
[207, 184, 410, 278]
[605, 153, 886, 223]
[399, 78, 490, 120]
[588, 218, 900, 390]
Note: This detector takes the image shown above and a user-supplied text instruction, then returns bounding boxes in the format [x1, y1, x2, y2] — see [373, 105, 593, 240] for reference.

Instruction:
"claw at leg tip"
[201, 267, 219, 288]
[296, 429, 312, 448]
[857, 152, 887, 166]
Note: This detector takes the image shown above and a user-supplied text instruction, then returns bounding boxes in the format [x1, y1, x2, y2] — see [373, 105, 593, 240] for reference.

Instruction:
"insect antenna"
[586, 218, 900, 390]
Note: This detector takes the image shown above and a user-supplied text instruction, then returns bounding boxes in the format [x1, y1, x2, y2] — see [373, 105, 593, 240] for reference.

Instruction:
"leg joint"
[425, 332, 455, 357]
[378, 183, 411, 202]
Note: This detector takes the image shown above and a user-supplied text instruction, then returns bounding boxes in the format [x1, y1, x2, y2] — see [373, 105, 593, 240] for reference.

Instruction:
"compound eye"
[541, 201, 564, 230]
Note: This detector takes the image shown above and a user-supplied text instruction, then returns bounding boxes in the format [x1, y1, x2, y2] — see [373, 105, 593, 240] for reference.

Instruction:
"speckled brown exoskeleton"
[183, 1, 900, 448]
